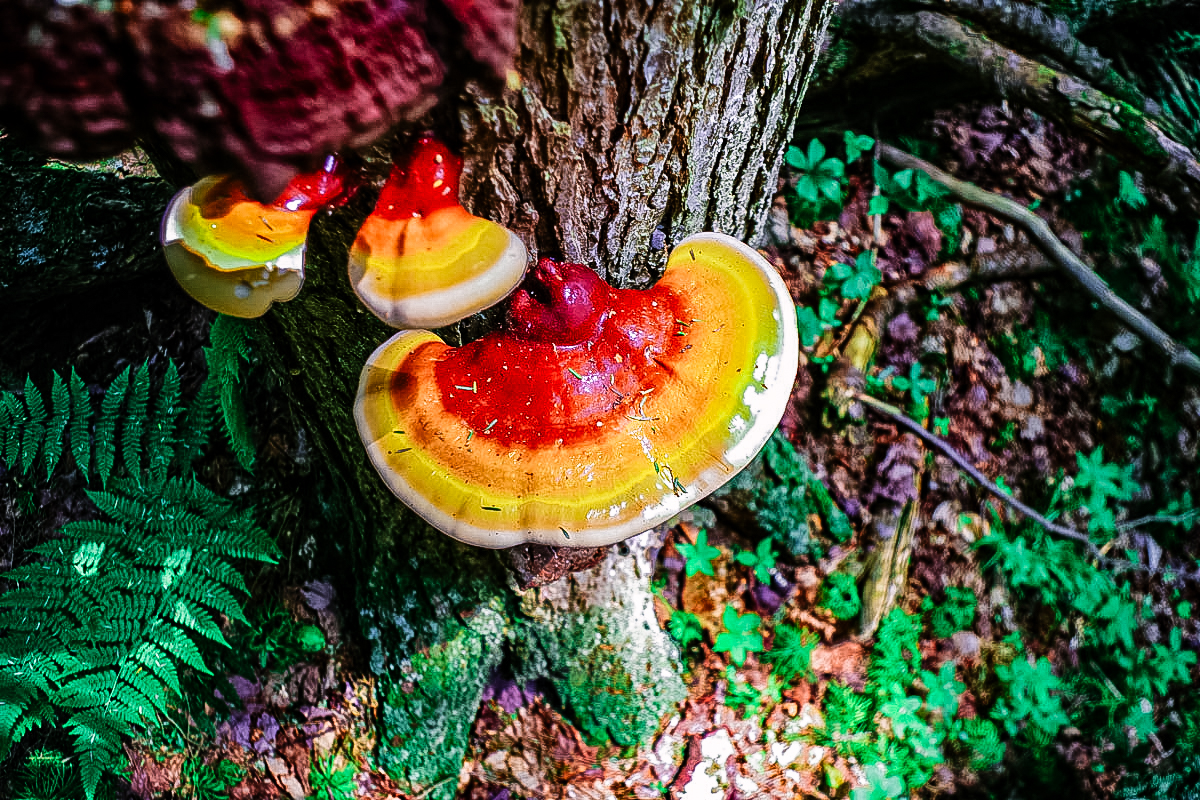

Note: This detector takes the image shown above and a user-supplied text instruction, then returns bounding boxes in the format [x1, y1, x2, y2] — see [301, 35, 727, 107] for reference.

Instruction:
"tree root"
[878, 142, 1200, 378]
[846, 8, 1200, 214]
[901, 0, 1148, 111]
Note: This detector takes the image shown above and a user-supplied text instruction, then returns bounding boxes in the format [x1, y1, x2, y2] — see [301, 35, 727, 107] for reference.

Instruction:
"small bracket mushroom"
[161, 155, 355, 318]
[354, 232, 800, 548]
[347, 136, 527, 329]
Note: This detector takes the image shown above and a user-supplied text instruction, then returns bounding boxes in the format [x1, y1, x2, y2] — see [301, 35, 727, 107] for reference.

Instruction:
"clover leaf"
[713, 606, 764, 666]
[677, 528, 721, 577]
[797, 306, 823, 348]
[890, 362, 937, 408]
[786, 138, 845, 206]
[851, 762, 905, 800]
[844, 131, 876, 164]
[829, 250, 882, 301]
[734, 537, 776, 584]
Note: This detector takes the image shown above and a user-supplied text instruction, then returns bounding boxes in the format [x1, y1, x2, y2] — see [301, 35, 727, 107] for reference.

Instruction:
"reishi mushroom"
[161, 155, 354, 318]
[0, 0, 520, 200]
[348, 136, 527, 329]
[354, 232, 800, 548]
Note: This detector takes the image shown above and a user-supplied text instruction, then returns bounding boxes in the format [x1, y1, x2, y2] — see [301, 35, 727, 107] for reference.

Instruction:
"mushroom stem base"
[507, 544, 610, 590]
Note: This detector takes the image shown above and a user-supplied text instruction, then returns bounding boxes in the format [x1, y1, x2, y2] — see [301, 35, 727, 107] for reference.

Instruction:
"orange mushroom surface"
[355, 232, 799, 548]
[161, 155, 354, 317]
[348, 136, 527, 329]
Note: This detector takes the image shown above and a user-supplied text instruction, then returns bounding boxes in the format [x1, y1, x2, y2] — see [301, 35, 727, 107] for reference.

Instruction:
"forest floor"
[3, 99, 1200, 800]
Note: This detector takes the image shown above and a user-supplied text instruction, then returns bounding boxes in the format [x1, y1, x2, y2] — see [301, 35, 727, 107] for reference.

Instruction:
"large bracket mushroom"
[354, 233, 800, 548]
[161, 155, 355, 318]
[347, 136, 528, 329]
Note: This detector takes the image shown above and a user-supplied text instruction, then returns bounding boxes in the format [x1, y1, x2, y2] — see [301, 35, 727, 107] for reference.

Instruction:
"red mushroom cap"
[348, 136, 527, 329]
[162, 156, 355, 317]
[354, 232, 800, 547]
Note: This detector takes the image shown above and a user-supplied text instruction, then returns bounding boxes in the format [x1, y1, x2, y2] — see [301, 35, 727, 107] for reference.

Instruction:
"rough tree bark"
[249, 1, 837, 794]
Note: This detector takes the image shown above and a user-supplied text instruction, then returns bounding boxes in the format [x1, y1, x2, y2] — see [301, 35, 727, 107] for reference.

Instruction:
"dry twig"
[878, 143, 1200, 378]
[855, 391, 1200, 582]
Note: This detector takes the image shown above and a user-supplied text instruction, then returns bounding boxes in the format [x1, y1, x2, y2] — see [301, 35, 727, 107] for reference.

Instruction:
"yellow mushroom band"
[161, 157, 354, 318]
[347, 136, 527, 329]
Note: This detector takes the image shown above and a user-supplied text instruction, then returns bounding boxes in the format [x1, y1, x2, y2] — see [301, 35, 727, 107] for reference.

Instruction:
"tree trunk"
[254, 1, 835, 794]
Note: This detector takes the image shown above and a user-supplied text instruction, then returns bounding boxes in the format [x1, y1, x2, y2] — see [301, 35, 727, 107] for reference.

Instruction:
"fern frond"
[132, 642, 181, 694]
[44, 372, 70, 478]
[20, 376, 46, 474]
[121, 362, 151, 481]
[0, 694, 54, 756]
[1, 393, 20, 467]
[146, 362, 181, 484]
[174, 378, 217, 472]
[69, 369, 92, 480]
[93, 366, 130, 488]
[145, 621, 211, 675]
[52, 670, 118, 710]
[175, 573, 246, 625]
[117, 662, 167, 710]
[169, 598, 227, 645]
[204, 314, 257, 472]
[66, 709, 123, 800]
[190, 551, 250, 596]
[0, 469, 273, 798]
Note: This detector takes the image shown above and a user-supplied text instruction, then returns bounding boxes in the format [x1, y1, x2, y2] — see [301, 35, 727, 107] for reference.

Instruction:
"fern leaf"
[0, 695, 53, 757]
[93, 366, 130, 488]
[121, 362, 151, 480]
[66, 709, 123, 800]
[43, 372, 70, 478]
[174, 379, 217, 471]
[20, 376, 46, 474]
[146, 621, 211, 675]
[103, 695, 151, 727]
[205, 315, 257, 472]
[89, 618, 153, 648]
[118, 662, 167, 710]
[69, 369, 92, 480]
[175, 573, 247, 625]
[52, 671, 115, 709]
[191, 551, 250, 596]
[132, 642, 180, 694]
[169, 599, 228, 645]
[1, 393, 20, 468]
[58, 520, 134, 550]
[145, 362, 182, 484]
[219, 380, 256, 472]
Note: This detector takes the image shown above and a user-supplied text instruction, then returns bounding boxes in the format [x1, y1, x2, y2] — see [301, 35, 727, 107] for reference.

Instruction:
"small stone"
[952, 631, 980, 661]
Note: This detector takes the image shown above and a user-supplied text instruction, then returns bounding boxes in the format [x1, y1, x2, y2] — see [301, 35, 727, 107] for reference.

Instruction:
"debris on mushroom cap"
[161, 155, 355, 318]
[354, 232, 800, 548]
[348, 135, 528, 329]
[0, 0, 519, 199]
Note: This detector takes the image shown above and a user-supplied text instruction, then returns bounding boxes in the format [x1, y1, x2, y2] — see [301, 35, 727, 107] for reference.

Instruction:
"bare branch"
[854, 391, 1102, 554]
[856, 391, 1200, 582]
[878, 142, 1200, 378]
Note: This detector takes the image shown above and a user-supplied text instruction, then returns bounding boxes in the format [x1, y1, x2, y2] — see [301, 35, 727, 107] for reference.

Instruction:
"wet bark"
[458, 0, 836, 287]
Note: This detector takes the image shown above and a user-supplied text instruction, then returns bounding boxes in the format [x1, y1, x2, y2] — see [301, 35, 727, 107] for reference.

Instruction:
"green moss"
[0, 138, 174, 303]
[547, 612, 686, 747]
[377, 603, 506, 799]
